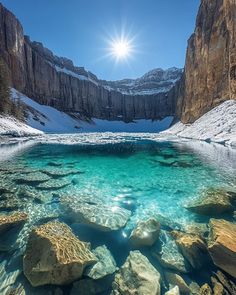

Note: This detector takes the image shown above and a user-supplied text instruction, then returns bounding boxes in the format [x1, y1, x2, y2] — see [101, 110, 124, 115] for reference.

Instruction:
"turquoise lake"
[0, 136, 236, 294]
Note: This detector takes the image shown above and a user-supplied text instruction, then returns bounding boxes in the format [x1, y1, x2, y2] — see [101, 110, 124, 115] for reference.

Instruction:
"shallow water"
[0, 136, 236, 294]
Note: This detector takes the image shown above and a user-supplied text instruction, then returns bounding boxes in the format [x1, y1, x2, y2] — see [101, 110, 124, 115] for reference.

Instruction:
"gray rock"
[129, 218, 160, 247]
[184, 188, 234, 216]
[152, 230, 189, 273]
[14, 172, 51, 185]
[164, 286, 180, 295]
[37, 179, 71, 190]
[85, 245, 117, 279]
[112, 250, 161, 295]
[61, 195, 131, 231]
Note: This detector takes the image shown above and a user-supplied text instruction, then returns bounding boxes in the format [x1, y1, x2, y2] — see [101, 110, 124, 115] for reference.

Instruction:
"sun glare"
[111, 40, 131, 59]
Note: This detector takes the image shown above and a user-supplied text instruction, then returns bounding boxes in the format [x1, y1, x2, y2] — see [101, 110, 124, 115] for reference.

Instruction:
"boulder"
[152, 230, 189, 273]
[214, 270, 236, 294]
[112, 250, 161, 295]
[129, 218, 160, 247]
[37, 179, 71, 190]
[199, 283, 213, 295]
[23, 221, 97, 286]
[171, 231, 210, 269]
[208, 219, 236, 278]
[0, 212, 28, 234]
[164, 272, 190, 295]
[14, 172, 51, 185]
[185, 189, 234, 216]
[85, 245, 117, 279]
[61, 195, 131, 231]
[211, 277, 224, 295]
[164, 286, 180, 295]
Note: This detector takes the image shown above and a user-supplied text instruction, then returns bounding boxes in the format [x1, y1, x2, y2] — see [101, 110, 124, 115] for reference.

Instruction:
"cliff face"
[178, 0, 236, 123]
[0, 3, 181, 122]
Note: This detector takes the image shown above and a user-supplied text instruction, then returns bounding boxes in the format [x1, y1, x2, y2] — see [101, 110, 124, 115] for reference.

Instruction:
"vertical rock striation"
[178, 0, 236, 123]
[0, 3, 181, 122]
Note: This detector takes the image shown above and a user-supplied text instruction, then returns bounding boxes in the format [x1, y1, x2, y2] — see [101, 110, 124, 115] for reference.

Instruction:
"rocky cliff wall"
[178, 0, 236, 123]
[0, 3, 180, 122]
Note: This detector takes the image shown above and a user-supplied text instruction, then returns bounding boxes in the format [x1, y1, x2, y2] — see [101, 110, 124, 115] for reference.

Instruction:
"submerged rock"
[23, 221, 97, 286]
[199, 283, 213, 295]
[112, 250, 161, 295]
[171, 231, 210, 270]
[185, 189, 234, 216]
[61, 195, 131, 231]
[41, 168, 82, 178]
[208, 219, 236, 279]
[152, 230, 189, 273]
[164, 286, 180, 295]
[85, 245, 117, 280]
[37, 179, 71, 190]
[0, 212, 28, 235]
[14, 172, 51, 185]
[213, 270, 236, 294]
[164, 272, 190, 295]
[129, 218, 160, 248]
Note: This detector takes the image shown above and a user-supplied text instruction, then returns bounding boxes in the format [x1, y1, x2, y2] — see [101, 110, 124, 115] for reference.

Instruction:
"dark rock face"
[178, 0, 236, 123]
[0, 3, 181, 122]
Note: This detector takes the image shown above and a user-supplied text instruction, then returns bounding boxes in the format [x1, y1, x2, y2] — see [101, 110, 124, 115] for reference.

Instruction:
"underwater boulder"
[184, 188, 234, 216]
[199, 283, 212, 295]
[37, 179, 71, 190]
[112, 250, 161, 295]
[14, 172, 51, 185]
[208, 219, 236, 279]
[23, 221, 97, 286]
[151, 230, 190, 273]
[60, 195, 131, 231]
[212, 270, 236, 294]
[171, 231, 210, 270]
[0, 212, 28, 235]
[164, 286, 180, 295]
[85, 245, 117, 280]
[40, 168, 82, 178]
[164, 272, 190, 295]
[129, 218, 160, 248]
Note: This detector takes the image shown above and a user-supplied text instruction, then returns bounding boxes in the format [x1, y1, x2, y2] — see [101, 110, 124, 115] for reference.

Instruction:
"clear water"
[0, 137, 235, 294]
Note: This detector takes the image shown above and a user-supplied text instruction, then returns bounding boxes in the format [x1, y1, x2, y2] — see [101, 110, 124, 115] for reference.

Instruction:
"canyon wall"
[0, 3, 180, 122]
[178, 0, 236, 123]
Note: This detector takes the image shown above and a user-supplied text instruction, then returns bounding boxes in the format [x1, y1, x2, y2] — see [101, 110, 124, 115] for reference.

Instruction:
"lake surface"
[0, 135, 236, 294]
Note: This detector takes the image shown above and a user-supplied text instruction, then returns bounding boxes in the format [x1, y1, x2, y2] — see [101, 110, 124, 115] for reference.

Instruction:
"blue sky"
[2, 0, 200, 80]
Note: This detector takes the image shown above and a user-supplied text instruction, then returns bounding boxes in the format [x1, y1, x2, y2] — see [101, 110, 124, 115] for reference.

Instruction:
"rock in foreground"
[112, 250, 161, 295]
[208, 219, 236, 279]
[0, 212, 28, 235]
[129, 218, 160, 247]
[85, 245, 117, 280]
[185, 189, 234, 216]
[61, 195, 131, 231]
[23, 221, 97, 286]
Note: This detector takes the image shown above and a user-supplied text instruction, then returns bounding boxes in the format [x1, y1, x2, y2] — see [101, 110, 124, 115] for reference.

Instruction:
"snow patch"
[164, 100, 236, 148]
[11, 89, 173, 133]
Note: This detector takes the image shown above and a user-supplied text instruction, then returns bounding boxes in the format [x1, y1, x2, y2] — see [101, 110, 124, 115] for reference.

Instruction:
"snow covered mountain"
[101, 68, 182, 95]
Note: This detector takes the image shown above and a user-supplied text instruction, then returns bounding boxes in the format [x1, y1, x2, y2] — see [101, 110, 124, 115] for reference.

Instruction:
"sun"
[111, 39, 131, 59]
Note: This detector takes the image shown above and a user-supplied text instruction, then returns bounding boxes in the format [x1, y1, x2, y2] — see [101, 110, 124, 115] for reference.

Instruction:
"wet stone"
[37, 179, 72, 190]
[40, 168, 83, 178]
[61, 195, 131, 231]
[185, 188, 234, 216]
[14, 172, 51, 185]
[85, 245, 117, 279]
[0, 212, 28, 235]
[23, 221, 97, 286]
[152, 230, 189, 273]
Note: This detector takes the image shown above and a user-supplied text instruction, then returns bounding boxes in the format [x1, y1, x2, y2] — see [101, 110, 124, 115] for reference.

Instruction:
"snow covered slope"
[11, 89, 173, 133]
[101, 67, 182, 95]
[164, 100, 236, 147]
[0, 116, 43, 137]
